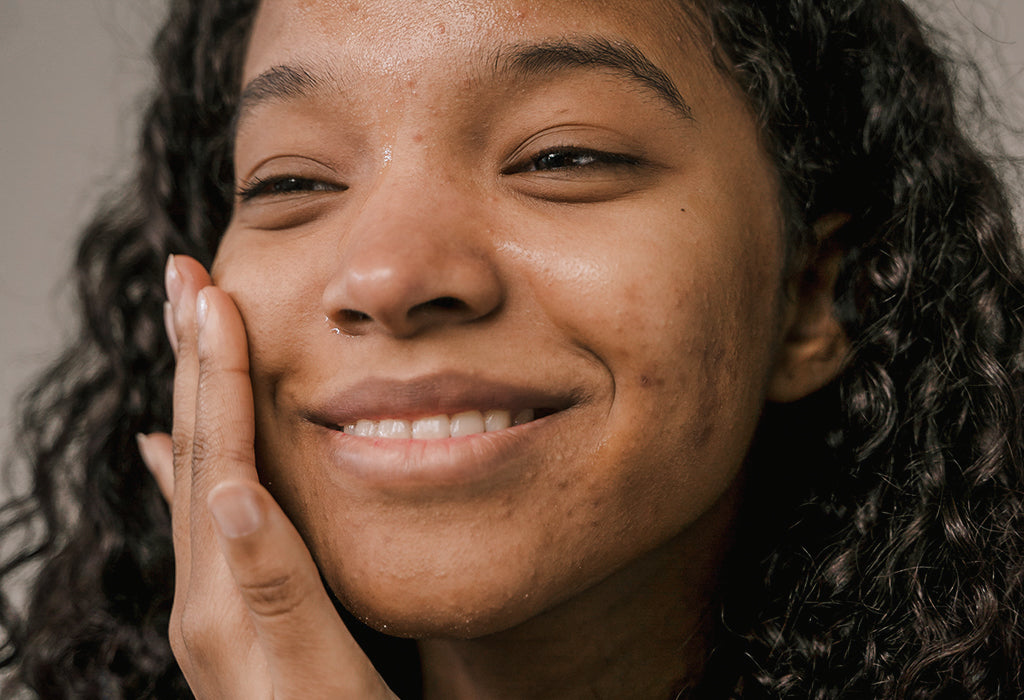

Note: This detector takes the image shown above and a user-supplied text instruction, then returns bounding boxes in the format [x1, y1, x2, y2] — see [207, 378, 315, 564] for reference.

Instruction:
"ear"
[766, 213, 850, 403]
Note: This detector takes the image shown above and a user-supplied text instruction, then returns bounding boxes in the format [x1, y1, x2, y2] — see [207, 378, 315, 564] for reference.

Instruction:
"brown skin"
[139, 0, 849, 697]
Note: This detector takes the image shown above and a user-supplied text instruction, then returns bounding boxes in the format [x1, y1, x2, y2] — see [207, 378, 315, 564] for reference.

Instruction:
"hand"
[137, 255, 397, 699]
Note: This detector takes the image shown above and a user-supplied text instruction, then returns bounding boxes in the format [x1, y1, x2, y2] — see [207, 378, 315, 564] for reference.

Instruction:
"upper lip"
[302, 371, 583, 429]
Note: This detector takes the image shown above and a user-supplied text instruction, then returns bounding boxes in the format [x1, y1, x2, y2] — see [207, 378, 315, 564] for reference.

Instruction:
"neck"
[417, 482, 740, 700]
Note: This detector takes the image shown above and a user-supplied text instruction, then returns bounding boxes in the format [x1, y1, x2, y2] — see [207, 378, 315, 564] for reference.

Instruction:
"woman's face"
[214, 0, 789, 636]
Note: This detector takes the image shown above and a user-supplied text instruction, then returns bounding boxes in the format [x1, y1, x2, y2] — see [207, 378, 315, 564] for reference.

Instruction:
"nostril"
[411, 296, 470, 315]
[340, 309, 372, 324]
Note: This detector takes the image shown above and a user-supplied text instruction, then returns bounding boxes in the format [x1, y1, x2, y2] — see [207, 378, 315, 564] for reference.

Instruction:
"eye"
[235, 175, 346, 201]
[504, 147, 640, 175]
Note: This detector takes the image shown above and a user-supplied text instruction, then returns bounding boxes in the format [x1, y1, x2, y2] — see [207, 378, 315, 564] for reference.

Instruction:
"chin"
[330, 574, 548, 640]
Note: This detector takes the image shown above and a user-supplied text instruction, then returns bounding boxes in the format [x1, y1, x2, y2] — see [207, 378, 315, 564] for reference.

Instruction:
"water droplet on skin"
[324, 315, 342, 335]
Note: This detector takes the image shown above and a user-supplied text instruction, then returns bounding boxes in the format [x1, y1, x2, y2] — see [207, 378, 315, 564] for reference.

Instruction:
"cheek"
[524, 204, 784, 508]
[521, 204, 783, 392]
[212, 232, 329, 381]
[212, 233, 336, 493]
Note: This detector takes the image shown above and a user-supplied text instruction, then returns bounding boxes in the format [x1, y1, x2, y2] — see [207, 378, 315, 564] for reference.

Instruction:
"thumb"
[208, 481, 398, 699]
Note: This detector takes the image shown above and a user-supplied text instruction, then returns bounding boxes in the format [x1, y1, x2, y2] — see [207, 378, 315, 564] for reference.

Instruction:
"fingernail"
[136, 433, 154, 471]
[165, 255, 183, 306]
[209, 483, 262, 539]
[163, 301, 178, 352]
[196, 289, 209, 329]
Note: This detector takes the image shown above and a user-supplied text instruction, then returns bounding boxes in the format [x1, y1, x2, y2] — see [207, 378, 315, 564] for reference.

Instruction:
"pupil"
[538, 151, 592, 170]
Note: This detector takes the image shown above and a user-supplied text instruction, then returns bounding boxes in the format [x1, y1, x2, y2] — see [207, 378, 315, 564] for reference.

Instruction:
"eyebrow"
[494, 37, 693, 120]
[234, 36, 693, 130]
[234, 63, 331, 134]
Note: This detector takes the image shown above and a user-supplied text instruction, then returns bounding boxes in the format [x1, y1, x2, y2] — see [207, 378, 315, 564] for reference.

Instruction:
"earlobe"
[766, 213, 851, 403]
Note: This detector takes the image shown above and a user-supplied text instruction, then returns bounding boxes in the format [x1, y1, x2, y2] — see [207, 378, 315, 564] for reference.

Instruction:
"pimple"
[638, 373, 666, 388]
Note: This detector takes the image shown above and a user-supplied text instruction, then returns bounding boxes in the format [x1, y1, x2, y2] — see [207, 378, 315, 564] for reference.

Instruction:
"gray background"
[1, 0, 1023, 444]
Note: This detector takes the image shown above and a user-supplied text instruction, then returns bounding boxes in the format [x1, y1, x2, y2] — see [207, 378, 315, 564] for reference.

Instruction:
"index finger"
[190, 285, 259, 551]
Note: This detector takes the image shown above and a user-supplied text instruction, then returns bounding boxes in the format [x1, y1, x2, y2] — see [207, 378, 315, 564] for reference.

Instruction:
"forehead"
[243, 0, 704, 85]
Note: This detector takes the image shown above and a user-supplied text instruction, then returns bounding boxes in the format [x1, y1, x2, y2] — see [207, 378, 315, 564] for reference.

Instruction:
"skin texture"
[139, 0, 849, 697]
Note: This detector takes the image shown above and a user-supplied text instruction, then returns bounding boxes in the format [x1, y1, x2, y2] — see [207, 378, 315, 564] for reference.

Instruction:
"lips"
[299, 373, 582, 488]
[303, 372, 577, 436]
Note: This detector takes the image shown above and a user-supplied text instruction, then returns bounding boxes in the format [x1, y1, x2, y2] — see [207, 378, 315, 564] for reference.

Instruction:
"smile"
[343, 409, 537, 439]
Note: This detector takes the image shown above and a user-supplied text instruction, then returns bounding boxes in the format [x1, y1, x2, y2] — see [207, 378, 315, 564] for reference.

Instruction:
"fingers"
[160, 256, 392, 699]
[163, 257, 269, 695]
[164, 300, 178, 359]
[166, 255, 212, 589]
[137, 432, 174, 501]
[209, 481, 397, 700]
[191, 285, 258, 491]
[188, 284, 259, 565]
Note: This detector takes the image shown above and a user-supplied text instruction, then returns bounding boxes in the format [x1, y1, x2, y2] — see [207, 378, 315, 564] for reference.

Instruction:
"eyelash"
[235, 147, 639, 201]
[235, 175, 346, 201]
[507, 146, 640, 174]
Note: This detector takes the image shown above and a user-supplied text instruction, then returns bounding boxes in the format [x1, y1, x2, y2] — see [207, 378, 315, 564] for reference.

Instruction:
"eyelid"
[234, 154, 346, 199]
[501, 123, 650, 173]
[502, 145, 642, 175]
[234, 174, 348, 203]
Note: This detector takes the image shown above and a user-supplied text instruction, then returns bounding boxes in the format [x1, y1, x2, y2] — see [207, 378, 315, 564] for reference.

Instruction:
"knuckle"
[171, 433, 191, 464]
[190, 432, 252, 471]
[174, 601, 221, 660]
[238, 571, 306, 619]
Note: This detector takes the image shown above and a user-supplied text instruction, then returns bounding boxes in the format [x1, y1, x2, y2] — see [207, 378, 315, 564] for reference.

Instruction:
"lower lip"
[312, 416, 553, 492]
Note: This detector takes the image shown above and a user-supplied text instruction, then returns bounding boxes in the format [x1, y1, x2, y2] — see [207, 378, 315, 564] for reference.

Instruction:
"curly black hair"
[1, 0, 1021, 697]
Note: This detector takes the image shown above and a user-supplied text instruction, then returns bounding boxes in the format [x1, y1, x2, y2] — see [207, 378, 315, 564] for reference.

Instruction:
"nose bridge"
[352, 164, 459, 256]
[321, 161, 503, 337]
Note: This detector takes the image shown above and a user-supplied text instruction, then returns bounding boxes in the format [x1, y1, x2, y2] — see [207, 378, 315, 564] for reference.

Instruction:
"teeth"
[450, 410, 485, 437]
[378, 419, 411, 439]
[352, 419, 379, 437]
[513, 408, 535, 425]
[343, 408, 537, 439]
[411, 415, 448, 440]
[484, 409, 511, 432]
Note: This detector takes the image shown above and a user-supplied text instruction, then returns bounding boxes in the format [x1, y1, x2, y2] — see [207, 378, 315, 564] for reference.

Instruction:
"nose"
[321, 175, 504, 338]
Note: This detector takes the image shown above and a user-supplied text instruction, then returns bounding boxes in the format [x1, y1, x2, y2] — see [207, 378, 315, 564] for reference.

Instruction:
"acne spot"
[639, 369, 667, 389]
[434, 22, 447, 35]
[413, 133, 423, 143]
